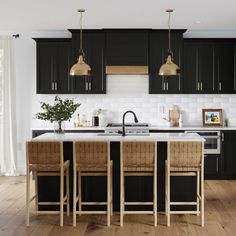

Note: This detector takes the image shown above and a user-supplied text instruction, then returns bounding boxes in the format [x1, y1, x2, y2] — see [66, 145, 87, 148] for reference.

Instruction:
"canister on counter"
[92, 116, 99, 126]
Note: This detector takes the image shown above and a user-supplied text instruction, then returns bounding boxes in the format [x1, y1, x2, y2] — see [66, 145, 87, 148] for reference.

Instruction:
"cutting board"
[169, 109, 180, 127]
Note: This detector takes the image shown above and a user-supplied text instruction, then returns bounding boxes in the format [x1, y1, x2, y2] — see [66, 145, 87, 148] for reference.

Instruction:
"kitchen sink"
[97, 133, 150, 136]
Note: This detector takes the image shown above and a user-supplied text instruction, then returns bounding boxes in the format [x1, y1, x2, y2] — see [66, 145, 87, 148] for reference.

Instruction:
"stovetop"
[106, 123, 149, 127]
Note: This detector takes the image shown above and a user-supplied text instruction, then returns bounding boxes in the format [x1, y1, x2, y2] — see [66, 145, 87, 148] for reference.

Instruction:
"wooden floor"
[0, 177, 236, 236]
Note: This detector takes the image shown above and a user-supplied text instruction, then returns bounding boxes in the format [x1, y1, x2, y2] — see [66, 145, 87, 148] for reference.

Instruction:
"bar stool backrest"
[122, 141, 156, 171]
[74, 141, 108, 167]
[26, 141, 62, 165]
[168, 142, 203, 168]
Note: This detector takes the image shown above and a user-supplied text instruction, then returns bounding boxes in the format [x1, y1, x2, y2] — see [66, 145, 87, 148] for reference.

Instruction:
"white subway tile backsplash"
[31, 75, 236, 127]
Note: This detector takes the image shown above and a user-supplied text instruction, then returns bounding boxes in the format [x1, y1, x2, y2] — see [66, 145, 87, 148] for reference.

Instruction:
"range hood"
[105, 65, 148, 75]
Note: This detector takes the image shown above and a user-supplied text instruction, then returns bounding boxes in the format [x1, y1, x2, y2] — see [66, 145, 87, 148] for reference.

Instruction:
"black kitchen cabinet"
[183, 40, 215, 93]
[184, 39, 236, 94]
[70, 30, 106, 94]
[34, 38, 72, 94]
[222, 131, 236, 179]
[204, 154, 221, 179]
[216, 42, 236, 93]
[105, 29, 149, 66]
[149, 30, 185, 94]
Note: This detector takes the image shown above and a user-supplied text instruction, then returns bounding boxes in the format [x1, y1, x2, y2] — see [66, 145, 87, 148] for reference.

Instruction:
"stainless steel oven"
[185, 131, 221, 154]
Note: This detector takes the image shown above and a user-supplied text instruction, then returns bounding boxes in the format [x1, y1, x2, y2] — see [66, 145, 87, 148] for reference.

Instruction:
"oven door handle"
[201, 136, 221, 139]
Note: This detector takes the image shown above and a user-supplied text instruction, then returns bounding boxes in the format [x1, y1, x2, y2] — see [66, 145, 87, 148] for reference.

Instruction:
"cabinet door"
[36, 42, 57, 93]
[56, 42, 72, 93]
[71, 31, 106, 94]
[222, 131, 236, 178]
[217, 43, 236, 93]
[198, 43, 215, 93]
[165, 33, 183, 93]
[36, 39, 72, 94]
[204, 155, 220, 179]
[106, 30, 148, 66]
[183, 42, 199, 93]
[149, 31, 183, 94]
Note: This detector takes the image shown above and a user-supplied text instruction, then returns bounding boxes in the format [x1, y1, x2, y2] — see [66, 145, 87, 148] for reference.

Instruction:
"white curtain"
[0, 36, 17, 175]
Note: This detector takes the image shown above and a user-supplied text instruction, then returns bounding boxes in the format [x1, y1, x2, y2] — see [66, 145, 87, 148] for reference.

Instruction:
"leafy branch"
[35, 96, 81, 123]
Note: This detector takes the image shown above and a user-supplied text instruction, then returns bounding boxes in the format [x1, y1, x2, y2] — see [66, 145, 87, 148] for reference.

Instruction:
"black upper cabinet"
[217, 42, 236, 93]
[149, 30, 185, 94]
[183, 40, 215, 94]
[35, 39, 72, 94]
[184, 39, 236, 94]
[70, 30, 106, 94]
[105, 29, 149, 66]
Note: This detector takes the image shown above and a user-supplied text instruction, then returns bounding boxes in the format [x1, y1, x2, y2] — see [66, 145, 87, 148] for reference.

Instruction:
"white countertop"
[31, 126, 236, 131]
[32, 132, 205, 142]
[149, 126, 236, 130]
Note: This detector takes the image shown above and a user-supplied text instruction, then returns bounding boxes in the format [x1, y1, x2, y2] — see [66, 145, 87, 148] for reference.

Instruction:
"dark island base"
[38, 142, 197, 212]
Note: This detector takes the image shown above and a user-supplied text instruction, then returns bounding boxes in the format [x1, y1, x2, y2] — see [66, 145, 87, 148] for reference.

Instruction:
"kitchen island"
[33, 132, 204, 211]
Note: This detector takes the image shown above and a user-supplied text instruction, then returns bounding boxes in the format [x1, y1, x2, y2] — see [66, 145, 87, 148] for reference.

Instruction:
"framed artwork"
[202, 109, 223, 126]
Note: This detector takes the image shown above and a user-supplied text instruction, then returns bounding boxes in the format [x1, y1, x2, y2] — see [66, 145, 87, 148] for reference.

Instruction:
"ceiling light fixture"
[70, 9, 91, 76]
[159, 9, 180, 76]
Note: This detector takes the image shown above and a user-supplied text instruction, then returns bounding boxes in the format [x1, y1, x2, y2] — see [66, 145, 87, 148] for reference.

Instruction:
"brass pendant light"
[70, 9, 91, 76]
[159, 9, 180, 76]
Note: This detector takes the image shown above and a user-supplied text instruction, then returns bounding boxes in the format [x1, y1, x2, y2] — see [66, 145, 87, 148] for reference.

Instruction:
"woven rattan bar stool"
[73, 141, 112, 227]
[26, 141, 70, 227]
[120, 141, 157, 227]
[166, 141, 204, 227]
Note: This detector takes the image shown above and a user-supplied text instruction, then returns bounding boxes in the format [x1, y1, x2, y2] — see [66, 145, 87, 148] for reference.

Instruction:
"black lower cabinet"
[204, 154, 221, 179]
[222, 131, 236, 179]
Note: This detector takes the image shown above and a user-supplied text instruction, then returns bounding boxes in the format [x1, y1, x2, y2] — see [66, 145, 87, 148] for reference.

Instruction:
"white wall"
[33, 76, 236, 128]
[6, 30, 236, 174]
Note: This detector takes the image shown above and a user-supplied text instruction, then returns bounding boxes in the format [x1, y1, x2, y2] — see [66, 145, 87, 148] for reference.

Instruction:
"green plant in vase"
[35, 96, 81, 133]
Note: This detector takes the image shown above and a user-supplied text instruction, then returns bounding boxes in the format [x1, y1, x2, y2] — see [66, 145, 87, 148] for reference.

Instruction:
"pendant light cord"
[79, 11, 84, 55]
[168, 12, 173, 57]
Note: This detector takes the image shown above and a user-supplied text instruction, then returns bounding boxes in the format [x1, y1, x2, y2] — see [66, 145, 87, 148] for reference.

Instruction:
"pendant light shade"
[70, 55, 91, 76]
[159, 54, 180, 76]
[70, 9, 91, 76]
[159, 9, 180, 76]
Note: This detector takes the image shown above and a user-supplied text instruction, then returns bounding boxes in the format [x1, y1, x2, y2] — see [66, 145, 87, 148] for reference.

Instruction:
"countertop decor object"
[202, 109, 223, 127]
[34, 96, 81, 133]
[159, 9, 180, 76]
[70, 9, 91, 76]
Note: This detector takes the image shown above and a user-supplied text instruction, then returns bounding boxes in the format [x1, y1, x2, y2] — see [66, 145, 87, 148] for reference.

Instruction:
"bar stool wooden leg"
[165, 162, 167, 217]
[154, 170, 157, 226]
[35, 172, 38, 212]
[110, 161, 113, 216]
[107, 165, 111, 226]
[120, 171, 124, 226]
[66, 169, 70, 216]
[167, 168, 170, 227]
[78, 171, 82, 216]
[73, 168, 77, 227]
[26, 170, 30, 227]
[60, 169, 64, 227]
[201, 169, 204, 227]
[197, 170, 200, 216]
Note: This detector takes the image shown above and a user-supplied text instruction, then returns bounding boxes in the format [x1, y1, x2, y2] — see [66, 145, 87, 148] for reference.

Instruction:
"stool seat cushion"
[76, 163, 107, 172]
[29, 160, 70, 172]
[170, 166, 201, 172]
[123, 165, 154, 172]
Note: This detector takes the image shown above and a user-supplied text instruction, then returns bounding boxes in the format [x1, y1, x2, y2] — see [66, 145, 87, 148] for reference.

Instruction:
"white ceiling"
[1, 0, 236, 31]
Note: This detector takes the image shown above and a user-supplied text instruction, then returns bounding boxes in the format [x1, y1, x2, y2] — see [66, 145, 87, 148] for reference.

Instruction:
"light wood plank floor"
[0, 176, 236, 236]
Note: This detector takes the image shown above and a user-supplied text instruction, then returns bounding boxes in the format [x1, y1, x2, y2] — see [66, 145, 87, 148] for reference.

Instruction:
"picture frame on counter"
[202, 109, 223, 127]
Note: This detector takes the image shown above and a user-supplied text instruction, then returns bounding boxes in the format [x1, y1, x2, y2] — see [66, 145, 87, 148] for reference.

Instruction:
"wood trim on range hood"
[105, 66, 148, 75]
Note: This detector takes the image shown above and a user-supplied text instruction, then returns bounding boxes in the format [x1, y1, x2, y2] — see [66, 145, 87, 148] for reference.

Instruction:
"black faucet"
[122, 110, 139, 136]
